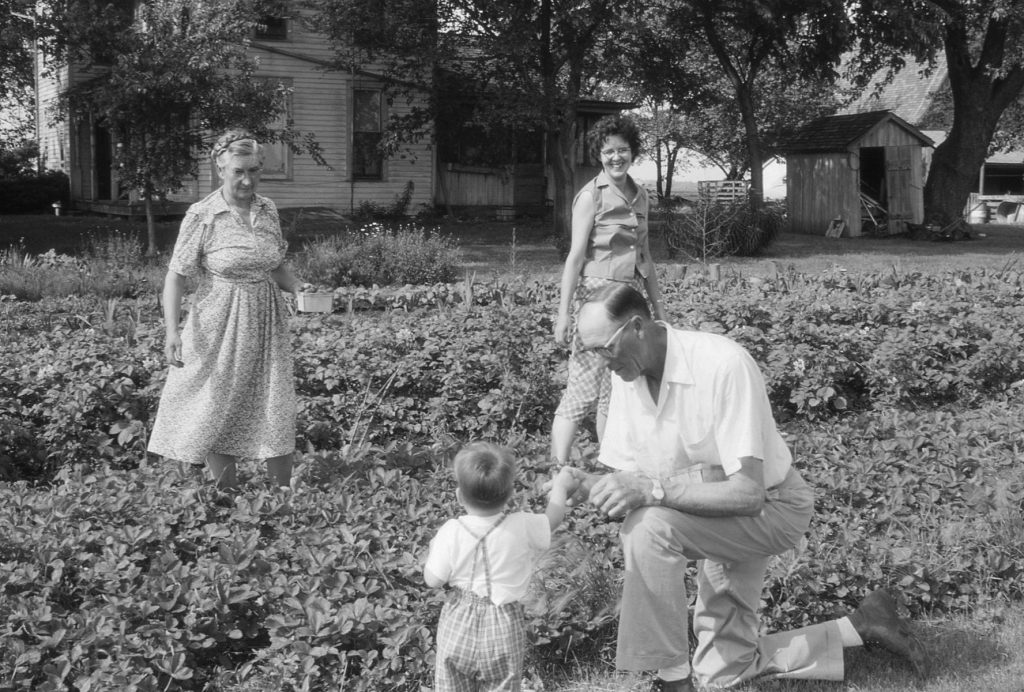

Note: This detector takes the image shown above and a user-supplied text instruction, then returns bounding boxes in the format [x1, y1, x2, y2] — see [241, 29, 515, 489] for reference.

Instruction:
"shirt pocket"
[675, 411, 719, 467]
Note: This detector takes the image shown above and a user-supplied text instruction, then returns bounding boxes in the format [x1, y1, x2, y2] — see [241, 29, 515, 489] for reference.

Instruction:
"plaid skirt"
[435, 588, 526, 692]
[555, 274, 643, 422]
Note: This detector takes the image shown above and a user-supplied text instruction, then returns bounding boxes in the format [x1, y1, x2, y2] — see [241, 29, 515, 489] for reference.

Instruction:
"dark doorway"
[94, 123, 113, 200]
[859, 146, 886, 207]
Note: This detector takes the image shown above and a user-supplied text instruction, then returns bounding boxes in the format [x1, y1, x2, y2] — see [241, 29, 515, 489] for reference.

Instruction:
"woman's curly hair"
[586, 114, 642, 160]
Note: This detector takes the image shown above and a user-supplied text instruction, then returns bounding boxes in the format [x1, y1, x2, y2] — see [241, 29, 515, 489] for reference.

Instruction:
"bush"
[662, 199, 785, 261]
[294, 223, 462, 288]
[0, 241, 159, 301]
[0, 171, 71, 214]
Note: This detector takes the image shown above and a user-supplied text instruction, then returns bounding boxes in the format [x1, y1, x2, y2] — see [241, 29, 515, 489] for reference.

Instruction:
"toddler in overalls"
[424, 442, 580, 691]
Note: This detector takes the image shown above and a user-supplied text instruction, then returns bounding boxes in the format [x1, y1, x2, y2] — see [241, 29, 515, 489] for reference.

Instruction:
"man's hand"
[589, 472, 650, 519]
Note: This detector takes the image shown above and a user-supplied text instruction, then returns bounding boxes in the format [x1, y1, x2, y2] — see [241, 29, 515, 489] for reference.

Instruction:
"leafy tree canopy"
[848, 0, 1024, 222]
[34, 0, 318, 253]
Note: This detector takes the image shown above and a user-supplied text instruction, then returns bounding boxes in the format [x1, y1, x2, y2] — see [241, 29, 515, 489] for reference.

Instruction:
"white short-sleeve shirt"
[423, 511, 551, 606]
[599, 325, 792, 488]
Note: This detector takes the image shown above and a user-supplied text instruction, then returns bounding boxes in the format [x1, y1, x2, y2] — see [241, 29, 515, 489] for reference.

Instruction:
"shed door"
[885, 145, 915, 233]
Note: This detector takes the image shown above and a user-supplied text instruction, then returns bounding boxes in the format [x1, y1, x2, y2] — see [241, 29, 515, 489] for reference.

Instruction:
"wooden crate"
[698, 180, 749, 204]
[296, 292, 333, 313]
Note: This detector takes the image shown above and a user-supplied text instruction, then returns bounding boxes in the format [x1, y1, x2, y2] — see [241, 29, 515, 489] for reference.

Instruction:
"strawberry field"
[1, 263, 1023, 690]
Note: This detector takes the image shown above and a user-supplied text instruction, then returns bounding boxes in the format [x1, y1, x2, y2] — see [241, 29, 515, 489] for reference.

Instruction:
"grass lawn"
[4, 210, 1022, 276]
[546, 602, 1024, 691]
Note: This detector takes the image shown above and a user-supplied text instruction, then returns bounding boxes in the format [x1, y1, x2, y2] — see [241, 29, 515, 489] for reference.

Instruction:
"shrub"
[661, 199, 784, 261]
[0, 171, 71, 214]
[294, 223, 462, 288]
[353, 180, 416, 221]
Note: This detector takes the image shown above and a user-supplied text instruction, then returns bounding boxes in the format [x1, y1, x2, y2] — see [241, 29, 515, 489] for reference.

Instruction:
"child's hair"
[454, 442, 515, 512]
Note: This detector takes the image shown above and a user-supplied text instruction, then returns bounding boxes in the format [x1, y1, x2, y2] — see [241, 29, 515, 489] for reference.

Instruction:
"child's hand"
[549, 466, 587, 506]
[553, 466, 581, 493]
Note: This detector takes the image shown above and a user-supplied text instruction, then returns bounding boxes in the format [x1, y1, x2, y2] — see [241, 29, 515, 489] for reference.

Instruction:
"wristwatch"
[650, 477, 665, 504]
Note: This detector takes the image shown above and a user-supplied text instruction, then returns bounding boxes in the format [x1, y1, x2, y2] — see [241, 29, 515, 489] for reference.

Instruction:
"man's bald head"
[576, 285, 655, 355]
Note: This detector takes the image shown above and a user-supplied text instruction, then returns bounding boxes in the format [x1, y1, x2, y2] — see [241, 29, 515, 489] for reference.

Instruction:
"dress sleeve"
[261, 196, 287, 256]
[167, 209, 207, 277]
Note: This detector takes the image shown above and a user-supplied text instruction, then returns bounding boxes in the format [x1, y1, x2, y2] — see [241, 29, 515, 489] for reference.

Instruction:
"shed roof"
[776, 110, 933, 153]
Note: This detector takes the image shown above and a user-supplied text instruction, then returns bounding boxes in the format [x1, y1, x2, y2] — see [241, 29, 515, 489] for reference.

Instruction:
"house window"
[255, 16, 287, 40]
[261, 79, 293, 180]
[353, 88, 383, 180]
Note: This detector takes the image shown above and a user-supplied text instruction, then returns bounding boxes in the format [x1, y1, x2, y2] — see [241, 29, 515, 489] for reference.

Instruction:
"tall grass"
[0, 232, 161, 300]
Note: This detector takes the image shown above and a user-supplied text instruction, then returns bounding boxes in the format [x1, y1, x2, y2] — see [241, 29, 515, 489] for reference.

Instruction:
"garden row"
[1, 267, 1023, 689]
[5, 264, 1024, 479]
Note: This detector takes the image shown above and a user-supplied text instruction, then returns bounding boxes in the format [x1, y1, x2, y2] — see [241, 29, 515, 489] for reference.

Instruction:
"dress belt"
[209, 273, 272, 285]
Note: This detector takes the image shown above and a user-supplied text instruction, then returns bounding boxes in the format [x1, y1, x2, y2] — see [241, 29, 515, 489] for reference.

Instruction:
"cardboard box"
[296, 292, 333, 313]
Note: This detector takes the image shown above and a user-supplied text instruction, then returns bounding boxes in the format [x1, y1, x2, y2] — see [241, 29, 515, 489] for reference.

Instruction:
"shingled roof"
[776, 110, 933, 153]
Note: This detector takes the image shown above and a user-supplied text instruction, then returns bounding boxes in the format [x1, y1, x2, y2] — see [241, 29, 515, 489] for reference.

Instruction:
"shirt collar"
[595, 170, 639, 204]
[209, 191, 268, 214]
[659, 322, 694, 386]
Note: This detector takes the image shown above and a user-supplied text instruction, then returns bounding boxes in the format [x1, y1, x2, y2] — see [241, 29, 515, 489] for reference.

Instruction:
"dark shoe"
[849, 588, 928, 677]
[650, 677, 696, 692]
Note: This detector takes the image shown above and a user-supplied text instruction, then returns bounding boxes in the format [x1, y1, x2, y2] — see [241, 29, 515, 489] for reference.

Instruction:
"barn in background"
[777, 110, 933, 236]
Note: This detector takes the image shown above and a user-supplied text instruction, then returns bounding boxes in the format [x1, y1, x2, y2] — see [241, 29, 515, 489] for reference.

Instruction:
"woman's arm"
[271, 263, 301, 296]
[554, 193, 597, 344]
[162, 271, 186, 367]
[641, 234, 666, 321]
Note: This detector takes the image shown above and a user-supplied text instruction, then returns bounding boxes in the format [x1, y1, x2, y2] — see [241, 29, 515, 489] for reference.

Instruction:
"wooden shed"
[777, 110, 933, 236]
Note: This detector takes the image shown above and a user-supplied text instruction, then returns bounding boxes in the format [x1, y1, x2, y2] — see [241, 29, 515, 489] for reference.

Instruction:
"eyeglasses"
[600, 146, 632, 159]
[591, 318, 631, 358]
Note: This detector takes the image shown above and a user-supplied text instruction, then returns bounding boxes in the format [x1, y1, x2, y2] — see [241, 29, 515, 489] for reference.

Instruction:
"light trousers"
[616, 468, 845, 688]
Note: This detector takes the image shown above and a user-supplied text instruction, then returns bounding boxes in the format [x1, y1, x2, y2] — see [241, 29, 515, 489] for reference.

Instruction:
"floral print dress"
[147, 190, 295, 464]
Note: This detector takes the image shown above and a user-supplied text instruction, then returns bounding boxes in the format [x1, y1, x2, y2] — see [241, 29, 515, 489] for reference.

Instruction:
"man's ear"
[629, 314, 645, 338]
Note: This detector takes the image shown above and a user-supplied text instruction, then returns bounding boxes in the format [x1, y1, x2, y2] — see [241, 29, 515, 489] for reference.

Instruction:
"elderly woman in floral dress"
[148, 130, 300, 490]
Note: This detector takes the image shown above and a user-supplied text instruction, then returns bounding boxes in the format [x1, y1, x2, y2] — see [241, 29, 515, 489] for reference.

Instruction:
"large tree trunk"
[923, 118, 994, 224]
[548, 114, 577, 257]
[737, 84, 765, 209]
[923, 17, 1024, 224]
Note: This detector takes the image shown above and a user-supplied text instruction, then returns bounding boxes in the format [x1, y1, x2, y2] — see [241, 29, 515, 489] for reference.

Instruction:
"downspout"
[349, 64, 355, 216]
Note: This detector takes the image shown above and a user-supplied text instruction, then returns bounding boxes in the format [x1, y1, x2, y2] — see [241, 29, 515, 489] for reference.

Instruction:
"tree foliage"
[621, 1, 849, 205]
[31, 0, 320, 254]
[848, 0, 1024, 223]
[312, 0, 639, 248]
[624, 0, 849, 207]
[0, 0, 34, 101]
[0, 0, 37, 147]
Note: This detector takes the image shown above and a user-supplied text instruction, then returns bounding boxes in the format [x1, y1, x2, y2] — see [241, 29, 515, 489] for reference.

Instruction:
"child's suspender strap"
[456, 514, 508, 602]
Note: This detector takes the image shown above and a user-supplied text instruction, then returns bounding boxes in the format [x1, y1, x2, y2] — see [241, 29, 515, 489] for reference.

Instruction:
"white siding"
[38, 3, 435, 216]
[196, 12, 435, 215]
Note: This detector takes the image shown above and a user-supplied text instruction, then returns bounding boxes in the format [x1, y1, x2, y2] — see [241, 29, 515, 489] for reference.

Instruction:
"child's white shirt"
[424, 511, 551, 605]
